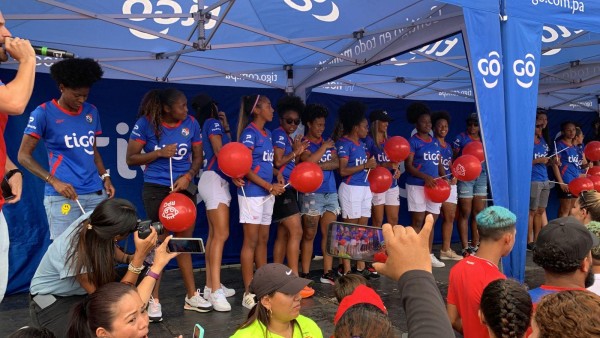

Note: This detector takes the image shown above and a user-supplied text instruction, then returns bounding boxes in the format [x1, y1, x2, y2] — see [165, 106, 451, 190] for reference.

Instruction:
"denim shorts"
[299, 192, 341, 217]
[457, 172, 488, 199]
[44, 191, 106, 240]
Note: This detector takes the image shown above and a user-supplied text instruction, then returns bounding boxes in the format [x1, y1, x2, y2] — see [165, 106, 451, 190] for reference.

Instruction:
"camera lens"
[151, 222, 164, 236]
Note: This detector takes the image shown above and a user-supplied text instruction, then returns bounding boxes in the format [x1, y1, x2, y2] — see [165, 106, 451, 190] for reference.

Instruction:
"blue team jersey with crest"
[238, 123, 274, 197]
[24, 100, 103, 195]
[577, 144, 585, 174]
[202, 118, 230, 180]
[303, 136, 337, 193]
[406, 134, 441, 186]
[364, 136, 398, 189]
[336, 137, 368, 186]
[130, 115, 202, 187]
[532, 137, 549, 182]
[438, 139, 453, 176]
[452, 132, 487, 175]
[556, 140, 580, 184]
[272, 127, 295, 182]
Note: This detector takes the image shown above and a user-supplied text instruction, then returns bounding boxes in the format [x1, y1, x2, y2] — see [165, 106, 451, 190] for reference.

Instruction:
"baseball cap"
[535, 216, 600, 261]
[249, 263, 311, 300]
[333, 285, 387, 324]
[191, 93, 216, 113]
[370, 110, 393, 122]
[466, 112, 478, 122]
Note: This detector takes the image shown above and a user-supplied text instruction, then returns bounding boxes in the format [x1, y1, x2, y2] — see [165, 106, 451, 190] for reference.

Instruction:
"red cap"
[333, 285, 387, 324]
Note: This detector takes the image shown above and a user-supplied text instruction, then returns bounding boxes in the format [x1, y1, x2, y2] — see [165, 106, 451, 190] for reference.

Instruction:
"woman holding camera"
[29, 198, 178, 338]
[126, 88, 209, 320]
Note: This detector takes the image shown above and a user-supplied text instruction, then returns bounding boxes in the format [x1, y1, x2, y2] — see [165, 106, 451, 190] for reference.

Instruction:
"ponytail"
[67, 299, 93, 338]
[237, 95, 260, 141]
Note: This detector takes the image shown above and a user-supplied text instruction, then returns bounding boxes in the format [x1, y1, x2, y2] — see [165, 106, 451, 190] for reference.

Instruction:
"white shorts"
[372, 186, 400, 206]
[0, 211, 8, 303]
[338, 183, 372, 219]
[443, 185, 458, 205]
[198, 171, 231, 210]
[238, 195, 275, 225]
[406, 184, 442, 214]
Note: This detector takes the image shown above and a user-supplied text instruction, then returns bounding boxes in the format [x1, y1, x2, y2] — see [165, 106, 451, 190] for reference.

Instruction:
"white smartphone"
[167, 238, 205, 254]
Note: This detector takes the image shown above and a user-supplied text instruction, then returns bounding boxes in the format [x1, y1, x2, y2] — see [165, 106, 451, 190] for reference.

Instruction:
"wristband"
[128, 262, 144, 275]
[44, 174, 53, 183]
[100, 172, 111, 181]
[183, 173, 193, 181]
[5, 169, 22, 180]
[146, 269, 160, 280]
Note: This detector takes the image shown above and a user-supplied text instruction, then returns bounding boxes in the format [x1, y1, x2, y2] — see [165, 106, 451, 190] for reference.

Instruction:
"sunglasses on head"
[284, 118, 301, 125]
[579, 189, 597, 205]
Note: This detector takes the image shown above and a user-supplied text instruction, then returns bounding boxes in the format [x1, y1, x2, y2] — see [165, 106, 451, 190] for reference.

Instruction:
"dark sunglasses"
[535, 124, 544, 128]
[467, 122, 479, 127]
[284, 118, 301, 125]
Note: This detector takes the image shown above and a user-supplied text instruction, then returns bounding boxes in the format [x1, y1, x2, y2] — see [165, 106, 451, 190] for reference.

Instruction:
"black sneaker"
[461, 248, 472, 257]
[365, 263, 380, 279]
[319, 270, 336, 285]
[526, 242, 535, 251]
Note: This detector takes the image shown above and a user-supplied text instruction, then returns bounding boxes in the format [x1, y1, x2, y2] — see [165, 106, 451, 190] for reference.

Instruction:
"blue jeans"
[44, 191, 107, 239]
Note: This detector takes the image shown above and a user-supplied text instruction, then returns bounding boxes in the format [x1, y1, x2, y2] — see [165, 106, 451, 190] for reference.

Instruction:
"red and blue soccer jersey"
[303, 136, 337, 194]
[336, 137, 368, 186]
[272, 127, 295, 182]
[364, 135, 398, 189]
[556, 140, 580, 184]
[238, 123, 274, 197]
[532, 138, 549, 182]
[453, 132, 487, 175]
[24, 100, 103, 195]
[202, 118, 229, 180]
[130, 115, 202, 187]
[406, 134, 441, 186]
[439, 140, 453, 176]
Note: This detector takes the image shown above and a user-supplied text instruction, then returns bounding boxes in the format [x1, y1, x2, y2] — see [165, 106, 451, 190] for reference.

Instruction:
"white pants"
[0, 211, 8, 303]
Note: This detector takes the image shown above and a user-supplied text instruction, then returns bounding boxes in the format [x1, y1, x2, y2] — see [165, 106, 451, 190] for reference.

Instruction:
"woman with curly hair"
[531, 290, 600, 338]
[19, 58, 114, 240]
[479, 279, 532, 338]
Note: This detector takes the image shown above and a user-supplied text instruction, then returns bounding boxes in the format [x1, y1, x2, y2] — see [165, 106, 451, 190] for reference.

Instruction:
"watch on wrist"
[100, 172, 111, 181]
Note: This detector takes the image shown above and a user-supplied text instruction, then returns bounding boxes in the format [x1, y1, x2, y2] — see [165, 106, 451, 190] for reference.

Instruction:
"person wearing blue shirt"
[192, 93, 238, 312]
[528, 122, 551, 251]
[335, 101, 377, 277]
[552, 121, 579, 218]
[432, 111, 462, 261]
[270, 96, 315, 299]
[365, 110, 400, 228]
[235, 94, 286, 310]
[19, 58, 114, 240]
[452, 112, 487, 256]
[298, 104, 340, 286]
[126, 88, 209, 320]
[405, 102, 445, 268]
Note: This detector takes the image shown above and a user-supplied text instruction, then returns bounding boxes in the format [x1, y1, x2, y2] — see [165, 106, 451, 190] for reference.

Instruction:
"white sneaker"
[209, 289, 232, 312]
[184, 289, 213, 313]
[242, 292, 256, 310]
[204, 284, 236, 300]
[440, 249, 463, 261]
[148, 297, 162, 322]
[430, 253, 446, 268]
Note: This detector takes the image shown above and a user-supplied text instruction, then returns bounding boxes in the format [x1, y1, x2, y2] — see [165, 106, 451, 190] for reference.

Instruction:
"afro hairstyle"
[50, 58, 103, 89]
[338, 101, 367, 134]
[431, 110, 451, 127]
[277, 95, 305, 117]
[406, 102, 431, 124]
[302, 103, 329, 125]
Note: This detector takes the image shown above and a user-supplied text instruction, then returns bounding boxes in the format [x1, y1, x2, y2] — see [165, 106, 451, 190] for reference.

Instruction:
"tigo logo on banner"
[477, 51, 501, 89]
[513, 54, 536, 88]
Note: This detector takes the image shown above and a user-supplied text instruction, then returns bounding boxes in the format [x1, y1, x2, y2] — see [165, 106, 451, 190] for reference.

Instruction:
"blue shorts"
[299, 192, 341, 217]
[44, 191, 107, 239]
[457, 172, 488, 199]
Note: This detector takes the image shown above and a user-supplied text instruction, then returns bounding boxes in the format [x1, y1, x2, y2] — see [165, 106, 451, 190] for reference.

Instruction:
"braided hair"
[480, 279, 532, 338]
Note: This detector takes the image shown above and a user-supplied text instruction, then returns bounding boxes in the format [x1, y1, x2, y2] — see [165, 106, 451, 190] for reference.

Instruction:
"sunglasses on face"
[468, 122, 479, 127]
[284, 118, 301, 125]
[535, 124, 544, 128]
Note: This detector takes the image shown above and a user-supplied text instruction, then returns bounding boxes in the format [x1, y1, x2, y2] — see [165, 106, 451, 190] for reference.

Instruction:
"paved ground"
[0, 245, 545, 337]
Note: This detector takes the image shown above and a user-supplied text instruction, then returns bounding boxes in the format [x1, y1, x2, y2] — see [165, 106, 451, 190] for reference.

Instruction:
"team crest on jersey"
[85, 114, 93, 123]
[181, 128, 190, 136]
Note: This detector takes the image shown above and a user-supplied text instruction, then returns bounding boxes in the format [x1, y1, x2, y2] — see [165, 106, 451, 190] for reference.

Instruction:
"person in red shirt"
[446, 206, 517, 338]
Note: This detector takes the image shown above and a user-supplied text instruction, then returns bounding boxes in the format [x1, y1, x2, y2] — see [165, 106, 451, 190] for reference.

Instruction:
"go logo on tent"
[513, 54, 536, 89]
[477, 51, 501, 89]
[284, 0, 340, 22]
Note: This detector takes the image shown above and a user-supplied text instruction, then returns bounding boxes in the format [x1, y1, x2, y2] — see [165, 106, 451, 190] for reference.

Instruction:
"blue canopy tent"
[1, 0, 599, 294]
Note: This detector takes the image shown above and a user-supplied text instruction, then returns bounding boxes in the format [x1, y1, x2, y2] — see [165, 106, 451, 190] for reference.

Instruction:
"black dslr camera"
[136, 220, 164, 239]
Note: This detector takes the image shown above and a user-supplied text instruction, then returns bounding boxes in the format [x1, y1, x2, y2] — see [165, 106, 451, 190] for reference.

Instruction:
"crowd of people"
[1, 8, 600, 338]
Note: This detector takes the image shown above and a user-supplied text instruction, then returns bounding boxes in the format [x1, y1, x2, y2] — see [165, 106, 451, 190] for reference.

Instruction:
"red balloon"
[217, 142, 252, 179]
[289, 162, 324, 193]
[568, 177, 594, 197]
[339, 239, 347, 246]
[588, 166, 600, 176]
[158, 193, 197, 232]
[587, 175, 600, 190]
[384, 136, 410, 162]
[584, 141, 600, 161]
[373, 251, 388, 263]
[424, 179, 451, 203]
[451, 154, 482, 182]
[463, 141, 485, 162]
[367, 167, 393, 193]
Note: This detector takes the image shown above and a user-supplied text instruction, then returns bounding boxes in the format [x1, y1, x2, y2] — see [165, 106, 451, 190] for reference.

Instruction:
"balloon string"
[364, 169, 371, 182]
[169, 157, 174, 192]
[548, 180, 567, 186]
[549, 146, 570, 158]
[434, 173, 453, 180]
[256, 183, 290, 207]
[240, 186, 252, 216]
[75, 199, 85, 214]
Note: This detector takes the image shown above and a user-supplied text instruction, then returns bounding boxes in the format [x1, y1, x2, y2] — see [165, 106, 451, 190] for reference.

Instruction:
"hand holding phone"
[167, 238, 205, 254]
[325, 222, 385, 262]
